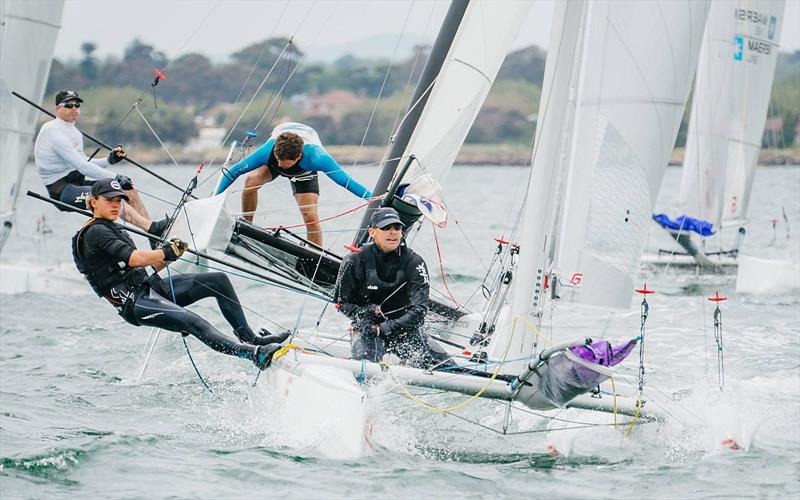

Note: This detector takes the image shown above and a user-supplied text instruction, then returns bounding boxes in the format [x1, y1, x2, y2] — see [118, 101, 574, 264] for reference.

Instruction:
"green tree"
[79, 42, 98, 82]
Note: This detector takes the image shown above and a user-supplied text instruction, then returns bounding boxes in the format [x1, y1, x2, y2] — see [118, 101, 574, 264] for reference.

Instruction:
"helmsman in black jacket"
[334, 207, 448, 368]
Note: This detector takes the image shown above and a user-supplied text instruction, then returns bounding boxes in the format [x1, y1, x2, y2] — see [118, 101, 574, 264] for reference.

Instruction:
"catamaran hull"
[640, 252, 737, 273]
[735, 254, 800, 294]
[0, 261, 86, 295]
[270, 355, 368, 459]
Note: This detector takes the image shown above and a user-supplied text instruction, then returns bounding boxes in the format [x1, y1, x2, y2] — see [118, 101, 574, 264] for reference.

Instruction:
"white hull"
[0, 261, 87, 295]
[735, 255, 800, 294]
[640, 252, 738, 272]
[270, 354, 369, 459]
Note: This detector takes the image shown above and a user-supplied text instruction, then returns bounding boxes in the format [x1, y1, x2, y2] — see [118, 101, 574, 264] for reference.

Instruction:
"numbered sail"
[549, 0, 709, 310]
[678, 0, 785, 231]
[396, 0, 532, 210]
[0, 0, 65, 252]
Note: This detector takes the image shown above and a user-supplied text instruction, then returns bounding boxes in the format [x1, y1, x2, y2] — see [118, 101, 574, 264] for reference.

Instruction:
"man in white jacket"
[35, 90, 166, 236]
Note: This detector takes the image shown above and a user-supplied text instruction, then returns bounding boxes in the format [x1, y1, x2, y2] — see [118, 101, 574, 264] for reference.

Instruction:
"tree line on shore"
[45, 38, 800, 150]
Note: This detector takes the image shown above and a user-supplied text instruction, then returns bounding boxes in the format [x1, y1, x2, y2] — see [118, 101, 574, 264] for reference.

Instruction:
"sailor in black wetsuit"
[72, 178, 287, 370]
[334, 207, 448, 368]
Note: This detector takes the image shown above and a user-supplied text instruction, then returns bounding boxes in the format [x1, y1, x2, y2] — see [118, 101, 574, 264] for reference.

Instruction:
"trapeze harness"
[362, 244, 409, 322]
[72, 218, 152, 324]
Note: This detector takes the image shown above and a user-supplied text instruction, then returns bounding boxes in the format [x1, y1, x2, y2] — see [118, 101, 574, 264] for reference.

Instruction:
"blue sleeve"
[304, 145, 373, 199]
[214, 138, 275, 194]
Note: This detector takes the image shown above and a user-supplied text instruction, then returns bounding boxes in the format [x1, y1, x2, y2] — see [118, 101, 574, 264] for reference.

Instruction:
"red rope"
[264, 199, 373, 231]
[431, 222, 462, 308]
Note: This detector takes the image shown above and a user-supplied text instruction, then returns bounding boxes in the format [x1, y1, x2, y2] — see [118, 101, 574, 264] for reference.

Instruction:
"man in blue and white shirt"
[35, 90, 166, 236]
[214, 122, 372, 247]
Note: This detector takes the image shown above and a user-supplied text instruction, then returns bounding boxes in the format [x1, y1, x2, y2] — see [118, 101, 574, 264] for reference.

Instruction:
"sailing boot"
[252, 344, 282, 370]
[256, 327, 292, 345]
[233, 327, 260, 344]
[148, 216, 170, 249]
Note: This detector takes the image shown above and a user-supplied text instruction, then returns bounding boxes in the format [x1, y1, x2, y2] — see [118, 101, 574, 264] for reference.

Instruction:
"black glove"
[114, 174, 134, 190]
[355, 304, 382, 323]
[160, 238, 188, 262]
[353, 315, 378, 338]
[108, 145, 126, 165]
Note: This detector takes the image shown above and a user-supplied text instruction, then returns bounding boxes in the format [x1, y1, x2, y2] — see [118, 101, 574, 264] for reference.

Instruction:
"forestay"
[0, 0, 64, 252]
[396, 0, 531, 211]
[677, 0, 785, 231]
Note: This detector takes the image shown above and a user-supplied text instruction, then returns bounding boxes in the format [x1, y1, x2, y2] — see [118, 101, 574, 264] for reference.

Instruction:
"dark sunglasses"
[377, 223, 403, 231]
[60, 102, 81, 109]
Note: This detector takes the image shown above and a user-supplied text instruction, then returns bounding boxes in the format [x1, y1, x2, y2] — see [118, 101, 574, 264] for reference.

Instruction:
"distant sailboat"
[0, 0, 65, 251]
[649, 0, 786, 272]
[0, 0, 84, 295]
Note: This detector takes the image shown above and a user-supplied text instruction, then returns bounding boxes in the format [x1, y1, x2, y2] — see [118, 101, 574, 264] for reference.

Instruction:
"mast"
[353, 0, 470, 246]
[484, 0, 588, 375]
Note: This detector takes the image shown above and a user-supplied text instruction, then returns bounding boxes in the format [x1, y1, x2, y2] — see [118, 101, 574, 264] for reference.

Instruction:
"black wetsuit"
[72, 218, 259, 362]
[334, 242, 447, 368]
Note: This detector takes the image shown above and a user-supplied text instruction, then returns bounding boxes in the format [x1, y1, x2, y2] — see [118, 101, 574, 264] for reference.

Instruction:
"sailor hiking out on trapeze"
[72, 178, 289, 370]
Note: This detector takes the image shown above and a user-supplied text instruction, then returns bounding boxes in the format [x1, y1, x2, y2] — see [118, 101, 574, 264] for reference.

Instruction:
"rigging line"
[389, 0, 437, 135]
[165, 266, 219, 399]
[431, 221, 463, 308]
[251, 39, 294, 135]
[164, 262, 295, 332]
[95, 1, 224, 149]
[262, 199, 372, 231]
[409, 156, 492, 274]
[380, 315, 527, 414]
[196, 3, 334, 192]
[132, 105, 181, 168]
[226, 1, 292, 113]
[221, 1, 317, 144]
[252, 1, 336, 133]
[347, 0, 417, 169]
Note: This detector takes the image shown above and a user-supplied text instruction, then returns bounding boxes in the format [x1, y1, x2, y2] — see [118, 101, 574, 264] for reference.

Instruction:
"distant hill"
[305, 33, 428, 62]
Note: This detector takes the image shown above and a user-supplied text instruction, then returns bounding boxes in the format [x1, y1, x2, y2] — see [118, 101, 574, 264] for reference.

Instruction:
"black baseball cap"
[370, 207, 404, 229]
[90, 178, 129, 201]
[55, 90, 83, 105]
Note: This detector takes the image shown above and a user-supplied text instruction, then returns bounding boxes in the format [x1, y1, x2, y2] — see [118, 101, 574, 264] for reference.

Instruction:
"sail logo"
[768, 16, 777, 40]
[734, 9, 769, 26]
[734, 37, 744, 61]
[569, 273, 583, 287]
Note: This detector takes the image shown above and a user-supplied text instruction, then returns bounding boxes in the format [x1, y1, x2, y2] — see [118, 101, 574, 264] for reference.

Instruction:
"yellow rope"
[270, 343, 305, 363]
[624, 393, 643, 435]
[381, 315, 541, 414]
[610, 375, 618, 429]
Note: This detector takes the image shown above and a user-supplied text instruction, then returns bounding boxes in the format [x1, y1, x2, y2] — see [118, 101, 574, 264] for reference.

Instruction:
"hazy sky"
[54, 0, 800, 62]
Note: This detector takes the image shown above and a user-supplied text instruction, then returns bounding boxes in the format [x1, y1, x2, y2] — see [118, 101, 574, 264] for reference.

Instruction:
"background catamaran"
[0, 0, 84, 294]
[646, 0, 787, 274]
[151, 0, 712, 458]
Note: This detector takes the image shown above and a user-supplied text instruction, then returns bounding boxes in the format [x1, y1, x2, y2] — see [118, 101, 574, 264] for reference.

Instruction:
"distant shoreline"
[89, 144, 800, 167]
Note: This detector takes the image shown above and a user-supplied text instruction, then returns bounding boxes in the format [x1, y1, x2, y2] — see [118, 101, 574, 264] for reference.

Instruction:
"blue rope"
[166, 266, 219, 399]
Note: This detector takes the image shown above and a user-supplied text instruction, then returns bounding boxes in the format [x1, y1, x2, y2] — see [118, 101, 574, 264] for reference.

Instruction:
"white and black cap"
[91, 178, 129, 201]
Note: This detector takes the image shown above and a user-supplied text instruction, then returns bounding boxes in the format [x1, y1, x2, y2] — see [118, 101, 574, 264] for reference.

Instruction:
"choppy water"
[1, 163, 798, 499]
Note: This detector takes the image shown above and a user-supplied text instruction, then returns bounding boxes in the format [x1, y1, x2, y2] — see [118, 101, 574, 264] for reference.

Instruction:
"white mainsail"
[486, 0, 710, 373]
[678, 0, 785, 231]
[394, 0, 532, 210]
[0, 0, 65, 252]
